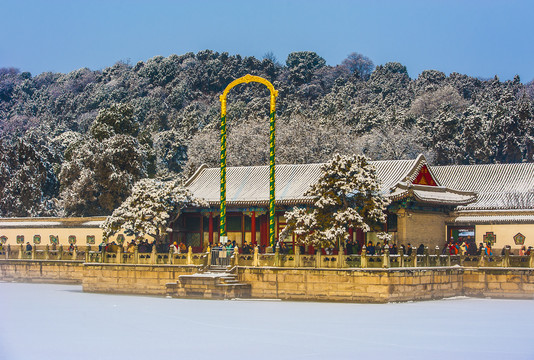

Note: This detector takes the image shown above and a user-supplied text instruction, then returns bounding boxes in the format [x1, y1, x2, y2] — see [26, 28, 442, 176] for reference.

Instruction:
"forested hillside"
[1, 50, 533, 217]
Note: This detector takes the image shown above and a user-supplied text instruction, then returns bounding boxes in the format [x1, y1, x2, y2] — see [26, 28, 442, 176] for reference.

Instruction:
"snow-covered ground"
[0, 282, 533, 360]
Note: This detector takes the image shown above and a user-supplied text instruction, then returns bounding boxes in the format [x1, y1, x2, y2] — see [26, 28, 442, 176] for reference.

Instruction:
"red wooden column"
[199, 215, 204, 249]
[348, 228, 354, 255]
[251, 211, 256, 246]
[208, 212, 213, 245]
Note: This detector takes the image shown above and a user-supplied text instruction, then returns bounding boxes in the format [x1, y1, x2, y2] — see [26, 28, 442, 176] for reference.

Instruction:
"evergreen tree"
[102, 179, 206, 242]
[280, 154, 390, 249]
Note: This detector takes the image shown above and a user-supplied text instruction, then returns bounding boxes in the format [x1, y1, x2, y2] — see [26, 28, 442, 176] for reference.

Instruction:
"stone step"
[165, 271, 251, 300]
[216, 283, 250, 288]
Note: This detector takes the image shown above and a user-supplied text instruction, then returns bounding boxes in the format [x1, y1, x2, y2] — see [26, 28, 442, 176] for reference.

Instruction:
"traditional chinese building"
[174, 154, 480, 252]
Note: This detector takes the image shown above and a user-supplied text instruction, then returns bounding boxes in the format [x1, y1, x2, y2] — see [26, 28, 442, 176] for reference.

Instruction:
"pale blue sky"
[1, 0, 533, 81]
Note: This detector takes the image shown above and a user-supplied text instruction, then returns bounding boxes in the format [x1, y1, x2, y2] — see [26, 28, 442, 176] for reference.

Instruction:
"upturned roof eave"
[387, 186, 477, 206]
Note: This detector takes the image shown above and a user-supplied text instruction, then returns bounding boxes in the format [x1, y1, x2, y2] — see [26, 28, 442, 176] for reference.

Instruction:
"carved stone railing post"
[529, 251, 534, 268]
[45, 244, 50, 260]
[274, 244, 280, 267]
[233, 246, 239, 267]
[382, 245, 390, 268]
[424, 246, 430, 267]
[446, 252, 451, 267]
[412, 251, 417, 268]
[360, 246, 368, 268]
[503, 247, 510, 268]
[117, 246, 122, 264]
[253, 246, 259, 267]
[134, 245, 139, 264]
[31, 245, 36, 260]
[5, 244, 10, 259]
[338, 242, 345, 268]
[72, 246, 77, 260]
[85, 246, 90, 263]
[435, 246, 440, 266]
[478, 250, 485, 267]
[315, 248, 322, 268]
[19, 244, 23, 259]
[295, 244, 301, 268]
[398, 247, 404, 267]
[187, 246, 192, 265]
[170, 247, 175, 265]
[101, 246, 106, 263]
[151, 245, 157, 265]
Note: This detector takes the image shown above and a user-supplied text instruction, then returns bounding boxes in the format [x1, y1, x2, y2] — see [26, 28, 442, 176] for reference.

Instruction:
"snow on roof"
[81, 221, 105, 226]
[433, 163, 534, 210]
[185, 163, 323, 206]
[185, 155, 474, 207]
[389, 183, 476, 205]
[454, 214, 534, 224]
[0, 221, 62, 227]
[0, 217, 105, 228]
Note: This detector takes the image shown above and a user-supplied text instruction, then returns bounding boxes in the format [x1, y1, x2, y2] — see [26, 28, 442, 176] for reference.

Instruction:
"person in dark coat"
[346, 239, 353, 255]
[366, 241, 375, 255]
[242, 241, 252, 254]
[406, 243, 413, 256]
[354, 241, 361, 255]
[416, 244, 425, 255]
[477, 243, 484, 255]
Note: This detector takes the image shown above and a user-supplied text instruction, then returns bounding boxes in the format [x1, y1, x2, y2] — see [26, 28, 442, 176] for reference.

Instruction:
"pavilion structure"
[174, 154, 479, 253]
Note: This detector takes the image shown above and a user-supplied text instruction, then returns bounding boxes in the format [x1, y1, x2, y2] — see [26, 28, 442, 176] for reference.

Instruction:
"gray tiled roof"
[432, 163, 534, 210]
[454, 214, 534, 224]
[389, 183, 476, 205]
[185, 155, 476, 207]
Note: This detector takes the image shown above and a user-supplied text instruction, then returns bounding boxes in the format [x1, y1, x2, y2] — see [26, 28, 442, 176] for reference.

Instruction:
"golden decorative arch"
[219, 74, 278, 246]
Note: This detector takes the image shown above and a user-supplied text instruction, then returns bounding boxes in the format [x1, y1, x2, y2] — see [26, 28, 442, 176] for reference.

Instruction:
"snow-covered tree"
[59, 134, 146, 216]
[0, 134, 60, 217]
[357, 123, 432, 161]
[89, 103, 139, 141]
[279, 154, 390, 249]
[102, 179, 207, 242]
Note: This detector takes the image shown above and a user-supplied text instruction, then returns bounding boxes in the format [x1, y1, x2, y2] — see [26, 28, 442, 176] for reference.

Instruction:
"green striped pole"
[220, 98, 227, 243]
[269, 107, 276, 247]
[219, 75, 278, 247]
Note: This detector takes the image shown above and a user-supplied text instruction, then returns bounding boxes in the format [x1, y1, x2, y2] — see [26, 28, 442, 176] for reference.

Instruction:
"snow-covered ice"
[0, 282, 533, 360]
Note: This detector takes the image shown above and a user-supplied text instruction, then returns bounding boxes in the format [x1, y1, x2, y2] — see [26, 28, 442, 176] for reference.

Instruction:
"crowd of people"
[45, 237, 530, 258]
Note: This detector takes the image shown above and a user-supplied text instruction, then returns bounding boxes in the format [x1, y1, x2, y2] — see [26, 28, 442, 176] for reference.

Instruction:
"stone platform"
[166, 271, 252, 299]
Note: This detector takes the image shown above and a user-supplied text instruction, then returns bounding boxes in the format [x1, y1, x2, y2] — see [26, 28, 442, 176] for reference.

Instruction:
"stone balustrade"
[234, 245, 534, 269]
[2, 244, 533, 269]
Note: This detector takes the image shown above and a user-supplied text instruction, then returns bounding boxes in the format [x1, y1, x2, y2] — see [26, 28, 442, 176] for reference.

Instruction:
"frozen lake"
[0, 282, 533, 360]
